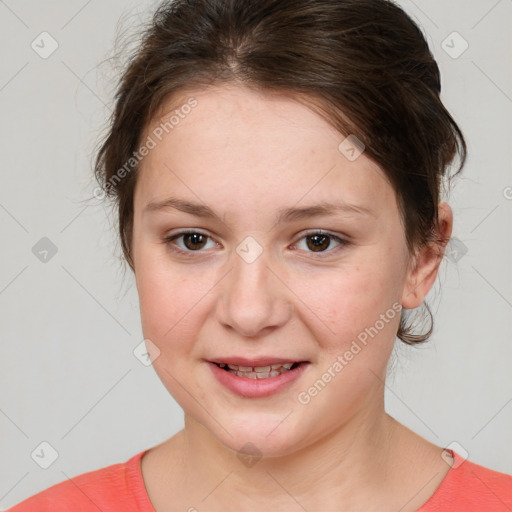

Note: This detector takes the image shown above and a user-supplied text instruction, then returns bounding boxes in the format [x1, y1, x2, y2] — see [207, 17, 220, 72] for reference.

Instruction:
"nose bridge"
[218, 235, 291, 336]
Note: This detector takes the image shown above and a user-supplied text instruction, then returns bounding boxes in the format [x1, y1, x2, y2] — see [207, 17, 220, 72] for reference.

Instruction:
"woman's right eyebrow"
[144, 197, 217, 219]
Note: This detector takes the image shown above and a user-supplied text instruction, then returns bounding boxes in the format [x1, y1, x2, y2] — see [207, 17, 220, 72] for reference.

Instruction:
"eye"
[292, 230, 348, 256]
[163, 229, 349, 257]
[163, 230, 218, 255]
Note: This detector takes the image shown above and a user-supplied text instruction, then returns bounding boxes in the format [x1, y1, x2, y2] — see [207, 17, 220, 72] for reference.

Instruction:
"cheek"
[134, 241, 186, 338]
[295, 261, 400, 346]
[134, 247, 218, 354]
[137, 269, 196, 340]
[292, 265, 400, 419]
[134, 253, 218, 410]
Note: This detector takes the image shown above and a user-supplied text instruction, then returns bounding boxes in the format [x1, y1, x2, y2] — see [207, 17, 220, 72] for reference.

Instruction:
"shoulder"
[420, 450, 512, 512]
[6, 450, 150, 512]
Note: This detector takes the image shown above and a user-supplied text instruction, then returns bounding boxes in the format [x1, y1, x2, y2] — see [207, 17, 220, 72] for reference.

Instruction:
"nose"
[216, 244, 293, 338]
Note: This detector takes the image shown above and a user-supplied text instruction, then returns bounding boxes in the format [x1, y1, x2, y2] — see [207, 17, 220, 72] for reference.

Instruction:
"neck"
[175, 400, 399, 510]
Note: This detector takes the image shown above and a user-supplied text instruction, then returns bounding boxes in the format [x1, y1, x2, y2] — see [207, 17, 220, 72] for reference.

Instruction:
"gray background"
[1, 0, 511, 508]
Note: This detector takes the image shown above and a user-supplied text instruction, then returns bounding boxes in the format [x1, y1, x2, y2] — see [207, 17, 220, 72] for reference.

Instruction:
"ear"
[401, 202, 453, 309]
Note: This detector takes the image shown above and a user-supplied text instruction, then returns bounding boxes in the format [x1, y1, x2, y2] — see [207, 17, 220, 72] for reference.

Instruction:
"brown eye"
[163, 230, 217, 254]
[182, 232, 208, 250]
[306, 234, 331, 252]
[294, 231, 348, 256]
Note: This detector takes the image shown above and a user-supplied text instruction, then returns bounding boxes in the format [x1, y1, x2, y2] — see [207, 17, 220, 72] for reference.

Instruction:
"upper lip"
[208, 357, 308, 367]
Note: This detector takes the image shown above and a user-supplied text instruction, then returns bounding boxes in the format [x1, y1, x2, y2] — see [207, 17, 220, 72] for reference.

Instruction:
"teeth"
[255, 366, 271, 372]
[217, 362, 298, 379]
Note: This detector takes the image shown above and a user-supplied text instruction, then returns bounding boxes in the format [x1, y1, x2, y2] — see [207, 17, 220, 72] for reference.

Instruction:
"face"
[131, 83, 427, 457]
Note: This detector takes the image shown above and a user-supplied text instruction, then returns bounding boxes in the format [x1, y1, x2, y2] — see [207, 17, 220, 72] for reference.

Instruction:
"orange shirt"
[6, 449, 512, 511]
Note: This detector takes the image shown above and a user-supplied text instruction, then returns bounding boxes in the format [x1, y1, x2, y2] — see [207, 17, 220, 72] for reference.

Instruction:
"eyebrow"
[143, 197, 375, 223]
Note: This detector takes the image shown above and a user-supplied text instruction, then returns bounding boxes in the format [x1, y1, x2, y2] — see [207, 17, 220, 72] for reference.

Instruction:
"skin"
[131, 83, 454, 511]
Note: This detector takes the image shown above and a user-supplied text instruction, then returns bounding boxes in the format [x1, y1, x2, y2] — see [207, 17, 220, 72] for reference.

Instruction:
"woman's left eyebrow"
[276, 202, 375, 222]
[143, 197, 375, 222]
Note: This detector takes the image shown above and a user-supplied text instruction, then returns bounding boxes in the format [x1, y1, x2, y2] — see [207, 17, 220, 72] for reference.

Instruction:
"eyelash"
[162, 229, 349, 258]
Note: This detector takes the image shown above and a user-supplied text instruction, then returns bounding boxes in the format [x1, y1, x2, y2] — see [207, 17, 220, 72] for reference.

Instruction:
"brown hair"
[94, 0, 466, 344]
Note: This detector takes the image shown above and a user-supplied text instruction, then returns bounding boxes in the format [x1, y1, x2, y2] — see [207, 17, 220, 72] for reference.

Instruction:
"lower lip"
[207, 361, 309, 398]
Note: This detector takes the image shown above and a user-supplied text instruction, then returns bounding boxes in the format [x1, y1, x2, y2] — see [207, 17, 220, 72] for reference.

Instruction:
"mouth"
[212, 361, 302, 379]
[207, 358, 309, 398]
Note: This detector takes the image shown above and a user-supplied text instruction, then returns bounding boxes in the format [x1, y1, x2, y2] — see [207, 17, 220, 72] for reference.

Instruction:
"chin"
[203, 411, 309, 460]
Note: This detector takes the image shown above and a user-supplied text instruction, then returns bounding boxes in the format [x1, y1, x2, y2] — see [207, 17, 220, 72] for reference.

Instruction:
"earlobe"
[401, 202, 453, 309]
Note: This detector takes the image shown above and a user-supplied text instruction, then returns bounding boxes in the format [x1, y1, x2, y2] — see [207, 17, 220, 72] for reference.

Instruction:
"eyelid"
[295, 228, 343, 239]
[164, 228, 211, 238]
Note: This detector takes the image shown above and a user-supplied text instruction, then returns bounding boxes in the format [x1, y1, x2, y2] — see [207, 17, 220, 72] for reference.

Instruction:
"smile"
[208, 360, 309, 398]
[215, 362, 299, 379]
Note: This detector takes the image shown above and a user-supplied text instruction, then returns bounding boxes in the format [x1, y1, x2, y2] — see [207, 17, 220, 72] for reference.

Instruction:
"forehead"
[135, 84, 396, 218]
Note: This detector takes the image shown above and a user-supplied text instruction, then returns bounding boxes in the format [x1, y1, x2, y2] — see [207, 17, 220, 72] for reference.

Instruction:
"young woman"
[8, 0, 512, 510]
